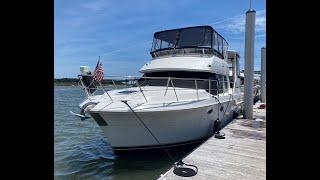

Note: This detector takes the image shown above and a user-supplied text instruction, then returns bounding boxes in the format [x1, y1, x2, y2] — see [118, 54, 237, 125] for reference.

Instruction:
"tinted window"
[151, 26, 228, 59]
[138, 71, 223, 95]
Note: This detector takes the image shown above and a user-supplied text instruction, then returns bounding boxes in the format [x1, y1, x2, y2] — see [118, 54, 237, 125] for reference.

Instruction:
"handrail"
[136, 81, 148, 103]
[164, 77, 171, 96]
[78, 75, 234, 102]
[111, 79, 118, 89]
[104, 75, 220, 82]
[170, 78, 179, 102]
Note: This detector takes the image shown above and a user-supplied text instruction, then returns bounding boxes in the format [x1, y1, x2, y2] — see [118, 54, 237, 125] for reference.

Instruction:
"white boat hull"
[89, 99, 239, 150]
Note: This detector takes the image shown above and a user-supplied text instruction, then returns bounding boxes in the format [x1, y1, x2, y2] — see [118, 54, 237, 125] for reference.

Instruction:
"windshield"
[151, 26, 228, 57]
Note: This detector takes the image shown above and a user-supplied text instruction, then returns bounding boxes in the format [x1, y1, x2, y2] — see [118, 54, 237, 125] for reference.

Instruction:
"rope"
[221, 94, 233, 122]
[120, 100, 176, 164]
[121, 100, 198, 177]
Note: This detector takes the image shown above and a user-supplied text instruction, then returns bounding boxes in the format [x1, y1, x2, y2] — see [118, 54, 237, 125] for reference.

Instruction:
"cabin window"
[218, 75, 224, 94]
[215, 74, 229, 94]
[218, 37, 223, 54]
[138, 71, 221, 95]
[213, 33, 218, 51]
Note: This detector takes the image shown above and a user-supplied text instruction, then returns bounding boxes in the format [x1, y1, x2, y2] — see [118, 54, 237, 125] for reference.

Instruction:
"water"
[54, 86, 199, 180]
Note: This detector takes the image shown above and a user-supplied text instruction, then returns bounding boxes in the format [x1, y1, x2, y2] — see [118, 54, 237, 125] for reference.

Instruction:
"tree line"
[54, 78, 124, 85]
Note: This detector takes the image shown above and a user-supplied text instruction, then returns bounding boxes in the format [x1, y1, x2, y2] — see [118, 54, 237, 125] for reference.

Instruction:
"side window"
[213, 32, 218, 51]
[209, 74, 218, 95]
[218, 75, 224, 94]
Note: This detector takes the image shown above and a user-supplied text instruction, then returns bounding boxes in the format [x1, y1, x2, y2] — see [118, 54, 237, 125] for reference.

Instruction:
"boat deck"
[88, 86, 238, 112]
[158, 103, 266, 180]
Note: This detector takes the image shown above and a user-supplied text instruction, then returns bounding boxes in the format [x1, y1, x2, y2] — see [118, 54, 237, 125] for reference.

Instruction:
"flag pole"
[95, 56, 113, 102]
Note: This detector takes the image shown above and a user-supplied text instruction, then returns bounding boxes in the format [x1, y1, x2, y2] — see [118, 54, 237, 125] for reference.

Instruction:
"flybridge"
[150, 26, 228, 59]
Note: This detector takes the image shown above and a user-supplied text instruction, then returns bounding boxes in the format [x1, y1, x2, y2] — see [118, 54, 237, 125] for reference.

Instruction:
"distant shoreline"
[54, 78, 125, 86]
[54, 84, 77, 86]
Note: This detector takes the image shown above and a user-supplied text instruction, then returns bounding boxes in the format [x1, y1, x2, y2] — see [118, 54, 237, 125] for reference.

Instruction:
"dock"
[158, 103, 266, 180]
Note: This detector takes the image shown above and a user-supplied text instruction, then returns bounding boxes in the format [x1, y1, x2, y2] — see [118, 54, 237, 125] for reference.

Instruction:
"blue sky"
[55, 0, 266, 78]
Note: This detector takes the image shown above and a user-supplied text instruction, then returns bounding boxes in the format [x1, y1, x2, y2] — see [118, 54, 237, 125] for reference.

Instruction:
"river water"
[54, 86, 199, 180]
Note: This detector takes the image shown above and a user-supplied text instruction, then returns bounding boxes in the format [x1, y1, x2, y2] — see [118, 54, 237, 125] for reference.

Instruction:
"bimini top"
[150, 26, 228, 59]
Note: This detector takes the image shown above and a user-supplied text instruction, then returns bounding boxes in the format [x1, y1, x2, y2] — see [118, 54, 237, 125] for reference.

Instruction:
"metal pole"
[195, 80, 199, 100]
[170, 78, 179, 102]
[243, 9, 256, 119]
[99, 82, 113, 101]
[232, 53, 237, 90]
[164, 77, 171, 96]
[261, 47, 266, 103]
[136, 81, 148, 103]
[216, 80, 220, 97]
[111, 79, 118, 89]
[222, 79, 225, 96]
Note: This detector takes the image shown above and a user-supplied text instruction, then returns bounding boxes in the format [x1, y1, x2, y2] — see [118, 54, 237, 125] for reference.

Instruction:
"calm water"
[54, 86, 199, 180]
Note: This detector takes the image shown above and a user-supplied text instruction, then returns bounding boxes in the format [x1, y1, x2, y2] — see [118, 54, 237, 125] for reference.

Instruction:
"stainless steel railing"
[78, 75, 233, 102]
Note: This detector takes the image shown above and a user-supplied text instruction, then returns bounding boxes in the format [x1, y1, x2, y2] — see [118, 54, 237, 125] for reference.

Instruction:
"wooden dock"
[158, 103, 266, 180]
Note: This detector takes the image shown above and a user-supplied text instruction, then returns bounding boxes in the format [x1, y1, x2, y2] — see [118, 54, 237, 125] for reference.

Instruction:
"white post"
[243, 9, 256, 119]
[261, 47, 266, 103]
[236, 54, 240, 88]
[232, 53, 237, 90]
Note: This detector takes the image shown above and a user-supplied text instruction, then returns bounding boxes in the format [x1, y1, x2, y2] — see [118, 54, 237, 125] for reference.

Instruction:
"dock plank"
[158, 104, 266, 180]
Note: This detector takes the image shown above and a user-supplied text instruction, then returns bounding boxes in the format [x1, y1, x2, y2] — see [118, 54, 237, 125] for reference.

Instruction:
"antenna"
[249, 0, 252, 9]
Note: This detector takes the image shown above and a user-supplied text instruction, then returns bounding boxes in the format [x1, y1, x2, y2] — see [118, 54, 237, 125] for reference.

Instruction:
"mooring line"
[120, 100, 176, 164]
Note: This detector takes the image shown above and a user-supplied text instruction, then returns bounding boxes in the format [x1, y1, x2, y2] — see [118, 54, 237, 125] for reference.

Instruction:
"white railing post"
[170, 78, 179, 102]
[164, 77, 171, 96]
[195, 80, 199, 100]
[111, 79, 118, 89]
[99, 82, 113, 102]
[224, 80, 226, 96]
[209, 80, 211, 95]
[136, 81, 148, 103]
[217, 81, 219, 97]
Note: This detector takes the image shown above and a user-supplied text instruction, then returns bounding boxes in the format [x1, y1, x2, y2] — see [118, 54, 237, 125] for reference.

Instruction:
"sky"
[55, 0, 266, 78]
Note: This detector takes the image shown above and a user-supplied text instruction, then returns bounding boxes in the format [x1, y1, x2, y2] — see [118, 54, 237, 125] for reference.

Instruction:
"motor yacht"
[75, 26, 244, 151]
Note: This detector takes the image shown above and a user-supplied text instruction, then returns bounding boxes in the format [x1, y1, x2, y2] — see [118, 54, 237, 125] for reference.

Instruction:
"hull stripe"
[90, 113, 108, 126]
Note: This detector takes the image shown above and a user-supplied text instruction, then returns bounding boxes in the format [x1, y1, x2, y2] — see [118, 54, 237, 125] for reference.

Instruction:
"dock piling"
[243, 8, 256, 119]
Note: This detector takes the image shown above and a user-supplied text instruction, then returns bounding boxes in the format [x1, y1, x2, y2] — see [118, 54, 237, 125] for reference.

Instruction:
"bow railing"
[78, 75, 235, 102]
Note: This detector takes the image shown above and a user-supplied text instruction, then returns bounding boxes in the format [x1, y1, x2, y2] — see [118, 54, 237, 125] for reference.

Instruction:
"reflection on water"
[54, 86, 201, 180]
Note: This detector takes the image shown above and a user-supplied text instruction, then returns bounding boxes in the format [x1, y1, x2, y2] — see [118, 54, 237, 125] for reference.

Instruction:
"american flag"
[93, 59, 104, 82]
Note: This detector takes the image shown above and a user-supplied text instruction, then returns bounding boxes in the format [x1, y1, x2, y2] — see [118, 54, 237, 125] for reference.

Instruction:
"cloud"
[55, 38, 100, 46]
[55, 1, 266, 77]
[211, 9, 266, 35]
[80, 0, 109, 11]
